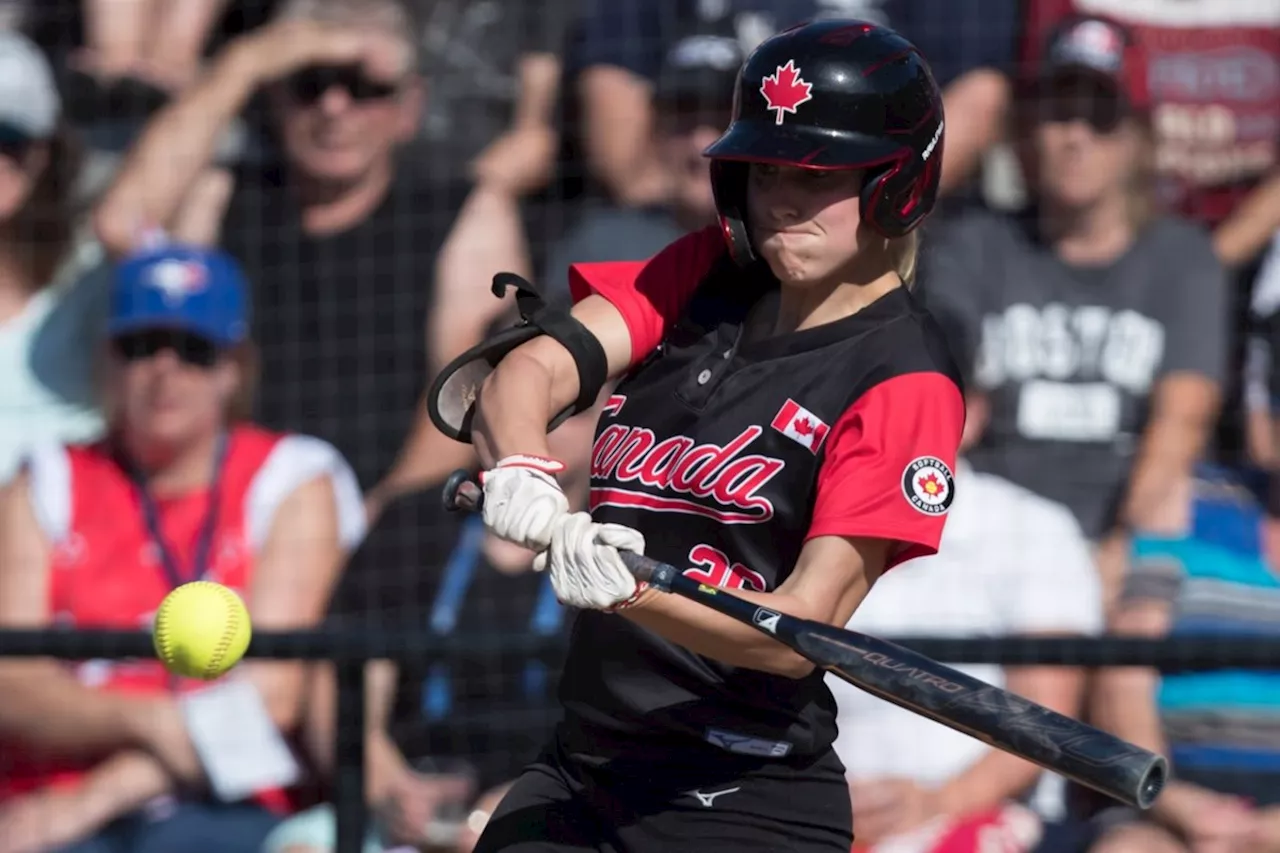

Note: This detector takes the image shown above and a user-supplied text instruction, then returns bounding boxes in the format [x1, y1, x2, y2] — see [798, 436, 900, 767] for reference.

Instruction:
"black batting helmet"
[704, 19, 946, 265]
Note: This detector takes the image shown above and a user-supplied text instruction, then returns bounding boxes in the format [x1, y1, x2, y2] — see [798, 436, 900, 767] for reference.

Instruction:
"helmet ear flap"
[710, 161, 756, 266]
[859, 157, 937, 239]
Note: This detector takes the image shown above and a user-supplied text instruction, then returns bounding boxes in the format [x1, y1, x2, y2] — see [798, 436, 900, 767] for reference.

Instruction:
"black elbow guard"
[427, 272, 609, 444]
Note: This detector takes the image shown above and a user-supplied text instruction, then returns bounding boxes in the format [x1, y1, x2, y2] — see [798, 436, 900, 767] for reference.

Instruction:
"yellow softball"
[153, 581, 252, 680]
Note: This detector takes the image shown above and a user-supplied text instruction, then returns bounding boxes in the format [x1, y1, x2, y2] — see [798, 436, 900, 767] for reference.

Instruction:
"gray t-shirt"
[923, 211, 1228, 539]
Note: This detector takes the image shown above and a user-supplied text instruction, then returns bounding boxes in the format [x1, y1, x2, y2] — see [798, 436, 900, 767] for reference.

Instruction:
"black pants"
[475, 729, 853, 853]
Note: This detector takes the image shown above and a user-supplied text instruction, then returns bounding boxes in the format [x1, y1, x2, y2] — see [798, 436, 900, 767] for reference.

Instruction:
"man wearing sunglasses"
[93, 0, 500, 525]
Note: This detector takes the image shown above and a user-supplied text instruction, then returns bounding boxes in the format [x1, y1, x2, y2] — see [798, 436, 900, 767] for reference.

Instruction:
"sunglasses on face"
[112, 329, 222, 369]
[284, 64, 400, 105]
[0, 130, 34, 166]
[1037, 76, 1129, 134]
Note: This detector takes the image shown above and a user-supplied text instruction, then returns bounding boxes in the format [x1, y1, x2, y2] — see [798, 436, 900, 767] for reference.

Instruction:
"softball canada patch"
[902, 456, 954, 515]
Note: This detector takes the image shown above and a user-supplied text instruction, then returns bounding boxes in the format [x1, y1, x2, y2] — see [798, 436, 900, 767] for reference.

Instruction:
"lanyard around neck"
[120, 432, 230, 590]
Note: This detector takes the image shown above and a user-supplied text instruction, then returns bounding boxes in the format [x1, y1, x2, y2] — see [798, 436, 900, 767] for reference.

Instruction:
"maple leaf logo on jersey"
[760, 60, 813, 125]
[918, 472, 944, 496]
[770, 399, 829, 454]
[902, 456, 955, 516]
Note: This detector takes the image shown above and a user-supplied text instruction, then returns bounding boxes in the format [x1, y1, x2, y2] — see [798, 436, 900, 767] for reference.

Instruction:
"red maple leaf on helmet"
[792, 416, 814, 436]
[760, 60, 813, 125]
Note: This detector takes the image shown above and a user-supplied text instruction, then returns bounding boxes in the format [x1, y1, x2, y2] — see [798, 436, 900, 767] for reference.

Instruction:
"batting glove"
[479, 455, 570, 551]
[535, 511, 647, 611]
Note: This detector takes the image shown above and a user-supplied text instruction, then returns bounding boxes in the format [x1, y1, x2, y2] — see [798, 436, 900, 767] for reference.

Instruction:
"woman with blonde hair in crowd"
[0, 244, 366, 853]
[924, 13, 1229, 608]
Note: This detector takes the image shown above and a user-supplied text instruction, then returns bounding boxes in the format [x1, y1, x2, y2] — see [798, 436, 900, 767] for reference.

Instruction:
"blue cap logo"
[110, 244, 249, 347]
[147, 259, 210, 306]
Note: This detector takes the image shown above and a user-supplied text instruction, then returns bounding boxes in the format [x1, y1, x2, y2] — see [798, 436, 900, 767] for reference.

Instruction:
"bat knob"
[442, 469, 483, 513]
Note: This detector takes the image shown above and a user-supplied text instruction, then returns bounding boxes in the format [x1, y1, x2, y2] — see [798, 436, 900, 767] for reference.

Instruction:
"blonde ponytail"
[890, 231, 921, 288]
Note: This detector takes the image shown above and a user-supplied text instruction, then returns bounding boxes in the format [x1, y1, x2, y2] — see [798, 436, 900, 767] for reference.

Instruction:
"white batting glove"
[479, 455, 570, 551]
[534, 512, 647, 611]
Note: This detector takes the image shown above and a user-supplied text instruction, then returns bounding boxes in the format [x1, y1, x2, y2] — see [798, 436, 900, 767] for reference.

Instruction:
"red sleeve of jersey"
[807, 372, 966, 570]
[567, 225, 725, 365]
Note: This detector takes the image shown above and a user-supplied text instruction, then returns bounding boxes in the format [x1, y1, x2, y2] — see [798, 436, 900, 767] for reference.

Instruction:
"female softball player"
[456, 19, 964, 853]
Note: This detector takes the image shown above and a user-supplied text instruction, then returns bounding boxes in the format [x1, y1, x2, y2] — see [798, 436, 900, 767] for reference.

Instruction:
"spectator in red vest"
[0, 243, 366, 853]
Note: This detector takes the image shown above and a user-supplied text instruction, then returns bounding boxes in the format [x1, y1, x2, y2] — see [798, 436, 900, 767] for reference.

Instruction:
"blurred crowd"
[0, 0, 1275, 852]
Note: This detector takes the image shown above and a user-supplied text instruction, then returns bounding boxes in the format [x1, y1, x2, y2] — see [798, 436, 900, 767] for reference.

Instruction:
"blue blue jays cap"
[109, 245, 249, 346]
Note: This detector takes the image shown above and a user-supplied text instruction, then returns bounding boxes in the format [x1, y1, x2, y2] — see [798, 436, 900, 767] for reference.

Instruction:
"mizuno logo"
[690, 787, 741, 807]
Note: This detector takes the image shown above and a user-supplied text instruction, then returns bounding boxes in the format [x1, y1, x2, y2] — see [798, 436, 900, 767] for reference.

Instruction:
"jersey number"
[682, 544, 767, 592]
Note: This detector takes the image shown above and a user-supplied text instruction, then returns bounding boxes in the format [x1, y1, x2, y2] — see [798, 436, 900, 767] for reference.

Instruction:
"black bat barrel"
[793, 621, 1167, 810]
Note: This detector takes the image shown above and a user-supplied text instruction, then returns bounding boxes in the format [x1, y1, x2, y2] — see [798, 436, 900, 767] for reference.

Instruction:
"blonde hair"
[1124, 117, 1158, 230]
[890, 231, 921, 288]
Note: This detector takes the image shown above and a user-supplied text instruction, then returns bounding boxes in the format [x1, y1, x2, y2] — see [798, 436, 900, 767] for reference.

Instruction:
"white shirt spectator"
[0, 242, 109, 484]
[1249, 231, 1280, 319]
[830, 460, 1103, 819]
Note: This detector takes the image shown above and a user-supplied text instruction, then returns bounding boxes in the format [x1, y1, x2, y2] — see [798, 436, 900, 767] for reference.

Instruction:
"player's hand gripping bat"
[442, 470, 1168, 810]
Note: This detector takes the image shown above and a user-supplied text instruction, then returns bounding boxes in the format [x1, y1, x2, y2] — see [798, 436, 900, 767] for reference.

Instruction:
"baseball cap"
[655, 18, 746, 109]
[109, 245, 249, 347]
[1040, 15, 1150, 112]
[0, 31, 60, 144]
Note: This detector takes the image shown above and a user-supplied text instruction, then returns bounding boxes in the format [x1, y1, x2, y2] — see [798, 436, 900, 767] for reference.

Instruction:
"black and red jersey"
[556, 225, 965, 764]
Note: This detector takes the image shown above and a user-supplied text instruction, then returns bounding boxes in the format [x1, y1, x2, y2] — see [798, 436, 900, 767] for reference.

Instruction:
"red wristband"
[480, 455, 566, 484]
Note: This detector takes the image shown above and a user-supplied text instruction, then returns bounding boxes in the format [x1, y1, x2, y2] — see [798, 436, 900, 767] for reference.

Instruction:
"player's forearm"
[624, 588, 829, 678]
[93, 41, 259, 255]
[473, 346, 569, 468]
[0, 662, 153, 756]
